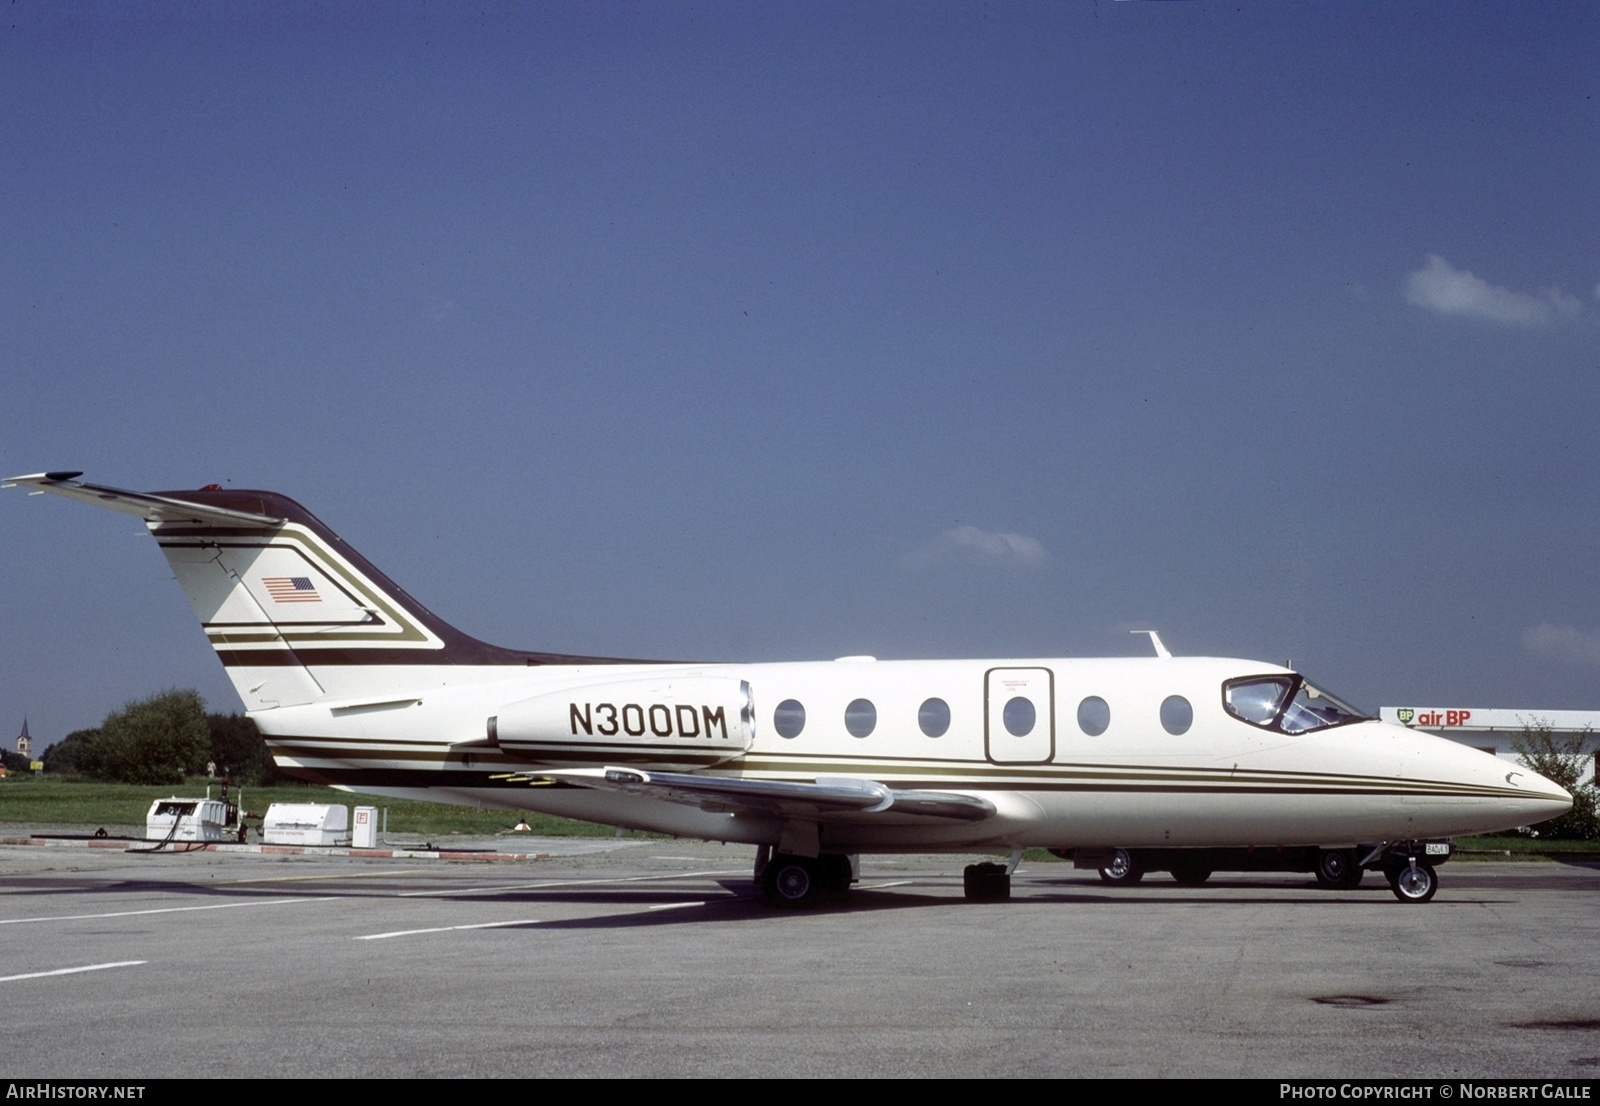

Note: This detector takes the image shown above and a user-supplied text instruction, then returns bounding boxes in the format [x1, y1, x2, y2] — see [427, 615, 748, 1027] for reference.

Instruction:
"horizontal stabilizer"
[4, 473, 282, 527]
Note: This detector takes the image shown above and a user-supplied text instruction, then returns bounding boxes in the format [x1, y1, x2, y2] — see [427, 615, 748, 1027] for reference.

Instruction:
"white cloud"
[1545, 286, 1583, 320]
[1522, 623, 1600, 667]
[1405, 255, 1584, 326]
[899, 525, 1048, 569]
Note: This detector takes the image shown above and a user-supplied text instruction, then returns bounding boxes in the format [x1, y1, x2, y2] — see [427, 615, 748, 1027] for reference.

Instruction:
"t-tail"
[5, 472, 646, 712]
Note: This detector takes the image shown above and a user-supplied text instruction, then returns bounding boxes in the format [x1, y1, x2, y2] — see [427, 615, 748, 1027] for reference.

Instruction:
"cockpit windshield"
[1223, 674, 1369, 735]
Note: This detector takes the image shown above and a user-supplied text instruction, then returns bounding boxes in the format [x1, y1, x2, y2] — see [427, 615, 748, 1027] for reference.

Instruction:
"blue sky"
[3, 1, 1598, 748]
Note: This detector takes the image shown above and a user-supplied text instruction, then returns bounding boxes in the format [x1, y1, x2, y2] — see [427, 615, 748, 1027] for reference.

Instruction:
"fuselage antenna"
[1132, 629, 1172, 659]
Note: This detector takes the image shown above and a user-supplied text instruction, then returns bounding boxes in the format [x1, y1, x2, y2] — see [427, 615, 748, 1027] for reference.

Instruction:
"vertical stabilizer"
[7, 473, 657, 712]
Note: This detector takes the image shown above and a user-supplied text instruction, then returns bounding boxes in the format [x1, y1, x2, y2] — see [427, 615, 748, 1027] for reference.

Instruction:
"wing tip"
[4, 470, 83, 487]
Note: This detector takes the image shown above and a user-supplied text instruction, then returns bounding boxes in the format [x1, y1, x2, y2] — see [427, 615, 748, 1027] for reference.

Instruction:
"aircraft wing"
[521, 767, 996, 823]
[3, 472, 283, 527]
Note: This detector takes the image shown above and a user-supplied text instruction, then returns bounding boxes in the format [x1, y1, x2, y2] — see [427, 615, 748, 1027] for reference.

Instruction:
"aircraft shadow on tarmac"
[436, 876, 1459, 929]
[17, 865, 1582, 926]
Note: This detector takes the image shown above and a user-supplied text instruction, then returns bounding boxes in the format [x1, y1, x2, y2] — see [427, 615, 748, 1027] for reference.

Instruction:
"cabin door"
[984, 667, 1054, 764]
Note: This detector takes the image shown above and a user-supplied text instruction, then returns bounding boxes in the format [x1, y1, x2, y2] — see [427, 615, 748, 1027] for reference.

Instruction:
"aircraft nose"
[1394, 724, 1577, 828]
[1504, 766, 1574, 825]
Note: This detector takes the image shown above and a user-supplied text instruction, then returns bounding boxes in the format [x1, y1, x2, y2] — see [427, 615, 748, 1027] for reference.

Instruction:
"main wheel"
[1387, 862, 1438, 904]
[819, 853, 855, 893]
[963, 862, 1010, 901]
[1315, 848, 1363, 889]
[1098, 849, 1143, 884]
[763, 854, 824, 906]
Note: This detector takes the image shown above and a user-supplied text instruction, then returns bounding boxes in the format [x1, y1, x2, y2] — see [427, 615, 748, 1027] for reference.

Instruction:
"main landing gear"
[755, 849, 1022, 904]
[962, 861, 1010, 900]
[758, 851, 855, 907]
[962, 851, 1021, 900]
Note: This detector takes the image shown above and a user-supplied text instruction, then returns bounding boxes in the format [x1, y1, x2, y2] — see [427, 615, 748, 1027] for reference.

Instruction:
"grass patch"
[1453, 834, 1600, 858]
[0, 774, 629, 838]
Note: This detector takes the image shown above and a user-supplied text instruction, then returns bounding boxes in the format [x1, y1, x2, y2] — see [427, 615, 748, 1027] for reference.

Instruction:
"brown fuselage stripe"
[279, 763, 1525, 800]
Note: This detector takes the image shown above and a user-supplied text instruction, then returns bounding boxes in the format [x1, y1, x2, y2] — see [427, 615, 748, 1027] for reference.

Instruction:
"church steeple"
[16, 717, 32, 758]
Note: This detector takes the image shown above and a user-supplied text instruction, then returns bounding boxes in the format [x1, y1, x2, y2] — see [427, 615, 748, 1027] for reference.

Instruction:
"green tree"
[41, 727, 105, 776]
[1513, 724, 1600, 841]
[95, 689, 211, 785]
[207, 711, 284, 786]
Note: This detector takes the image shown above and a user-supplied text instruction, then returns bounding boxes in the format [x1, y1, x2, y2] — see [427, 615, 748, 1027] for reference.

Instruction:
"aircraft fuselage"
[250, 654, 1568, 853]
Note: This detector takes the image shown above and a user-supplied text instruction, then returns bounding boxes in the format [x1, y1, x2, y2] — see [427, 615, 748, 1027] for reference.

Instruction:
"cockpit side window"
[1225, 676, 1293, 726]
[1223, 674, 1368, 735]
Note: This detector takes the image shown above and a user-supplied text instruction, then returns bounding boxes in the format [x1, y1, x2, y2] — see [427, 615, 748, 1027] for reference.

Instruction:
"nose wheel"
[1386, 860, 1438, 903]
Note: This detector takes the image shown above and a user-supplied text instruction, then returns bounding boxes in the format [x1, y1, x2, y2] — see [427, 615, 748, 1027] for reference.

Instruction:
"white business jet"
[7, 472, 1571, 905]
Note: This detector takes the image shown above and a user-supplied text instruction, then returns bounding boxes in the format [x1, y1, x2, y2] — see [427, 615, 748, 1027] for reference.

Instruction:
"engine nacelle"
[489, 676, 754, 769]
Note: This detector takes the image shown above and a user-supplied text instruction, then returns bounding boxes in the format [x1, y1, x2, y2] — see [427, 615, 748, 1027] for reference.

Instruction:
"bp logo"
[1397, 708, 1415, 725]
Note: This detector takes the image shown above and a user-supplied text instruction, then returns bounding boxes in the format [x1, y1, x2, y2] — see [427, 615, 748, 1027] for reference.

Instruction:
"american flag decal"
[262, 576, 322, 603]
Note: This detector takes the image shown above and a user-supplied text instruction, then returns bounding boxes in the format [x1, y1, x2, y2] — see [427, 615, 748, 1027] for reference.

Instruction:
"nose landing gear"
[1385, 855, 1439, 903]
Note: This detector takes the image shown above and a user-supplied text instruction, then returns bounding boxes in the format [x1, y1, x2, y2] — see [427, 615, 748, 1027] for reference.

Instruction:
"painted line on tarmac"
[0, 961, 146, 982]
[356, 918, 541, 940]
[646, 901, 707, 911]
[398, 869, 743, 897]
[220, 869, 432, 885]
[0, 896, 342, 925]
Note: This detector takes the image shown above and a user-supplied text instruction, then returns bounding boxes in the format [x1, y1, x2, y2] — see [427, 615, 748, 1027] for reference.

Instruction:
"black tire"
[963, 862, 1010, 901]
[1315, 848, 1363, 889]
[1170, 863, 1212, 885]
[1098, 849, 1143, 884]
[819, 853, 854, 893]
[763, 854, 823, 906]
[1387, 862, 1438, 904]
